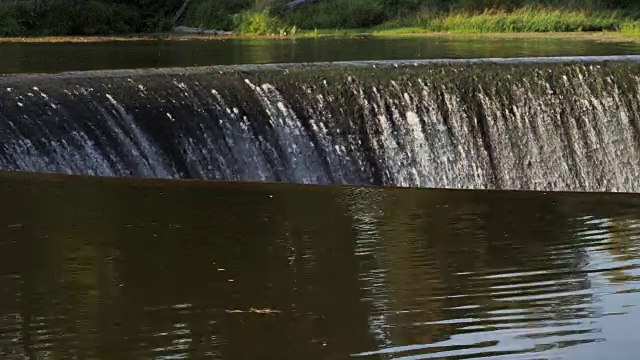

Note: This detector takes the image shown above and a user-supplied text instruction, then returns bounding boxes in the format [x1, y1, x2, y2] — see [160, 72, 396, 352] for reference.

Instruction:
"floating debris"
[225, 308, 281, 315]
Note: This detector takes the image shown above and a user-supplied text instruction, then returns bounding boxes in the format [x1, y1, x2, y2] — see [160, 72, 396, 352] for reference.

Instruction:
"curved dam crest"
[1, 56, 639, 192]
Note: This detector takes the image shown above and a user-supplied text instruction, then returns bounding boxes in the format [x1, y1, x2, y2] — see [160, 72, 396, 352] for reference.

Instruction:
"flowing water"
[2, 56, 640, 191]
[1, 172, 640, 359]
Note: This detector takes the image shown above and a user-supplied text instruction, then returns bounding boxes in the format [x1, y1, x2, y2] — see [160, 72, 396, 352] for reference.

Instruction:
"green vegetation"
[183, 0, 253, 31]
[383, 8, 630, 33]
[183, 0, 640, 36]
[233, 10, 298, 35]
[1, 0, 640, 37]
[0, 0, 182, 36]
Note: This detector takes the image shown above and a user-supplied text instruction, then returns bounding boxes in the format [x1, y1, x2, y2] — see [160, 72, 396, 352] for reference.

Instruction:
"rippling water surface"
[2, 36, 640, 74]
[1, 172, 639, 359]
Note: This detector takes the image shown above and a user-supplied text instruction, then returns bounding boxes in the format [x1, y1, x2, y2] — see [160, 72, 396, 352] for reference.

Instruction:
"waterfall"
[1, 55, 639, 192]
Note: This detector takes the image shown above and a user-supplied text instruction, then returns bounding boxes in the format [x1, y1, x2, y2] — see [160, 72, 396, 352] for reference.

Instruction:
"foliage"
[620, 21, 640, 33]
[183, 0, 295, 34]
[281, 0, 387, 29]
[0, 5, 21, 36]
[183, 0, 253, 31]
[36, 1, 141, 35]
[233, 10, 279, 34]
[0, 0, 181, 36]
[233, 10, 299, 35]
[414, 8, 627, 33]
[283, 0, 640, 32]
[278, 0, 640, 31]
[1, 0, 640, 36]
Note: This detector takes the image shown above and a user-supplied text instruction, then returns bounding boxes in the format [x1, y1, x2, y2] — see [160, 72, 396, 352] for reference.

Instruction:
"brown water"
[1, 36, 640, 74]
[1, 172, 639, 359]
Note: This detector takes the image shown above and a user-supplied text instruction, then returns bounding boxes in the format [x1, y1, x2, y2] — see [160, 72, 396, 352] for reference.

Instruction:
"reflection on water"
[1, 172, 639, 359]
[344, 188, 393, 349]
[2, 36, 640, 74]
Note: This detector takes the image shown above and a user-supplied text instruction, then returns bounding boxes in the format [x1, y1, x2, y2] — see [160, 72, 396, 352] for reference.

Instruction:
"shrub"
[283, 0, 387, 29]
[184, 0, 253, 30]
[620, 20, 640, 32]
[0, 0, 177, 36]
[35, 1, 141, 35]
[233, 10, 281, 35]
[0, 5, 21, 37]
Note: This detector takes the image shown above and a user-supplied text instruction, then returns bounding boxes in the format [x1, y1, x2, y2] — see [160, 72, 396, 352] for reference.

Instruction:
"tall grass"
[280, 0, 640, 32]
[620, 16, 640, 33]
[411, 8, 628, 33]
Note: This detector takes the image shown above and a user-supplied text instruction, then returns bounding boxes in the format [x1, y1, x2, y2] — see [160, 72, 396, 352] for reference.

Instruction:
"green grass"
[619, 20, 640, 33]
[297, 28, 371, 36]
[399, 8, 631, 33]
[275, 0, 640, 32]
[295, 8, 640, 37]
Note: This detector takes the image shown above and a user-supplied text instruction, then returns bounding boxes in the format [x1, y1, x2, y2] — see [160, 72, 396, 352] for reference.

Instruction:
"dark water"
[1, 36, 640, 74]
[1, 171, 640, 359]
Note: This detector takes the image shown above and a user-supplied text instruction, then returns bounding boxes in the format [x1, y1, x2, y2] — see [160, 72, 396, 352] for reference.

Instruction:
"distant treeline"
[1, 0, 640, 36]
[0, 0, 184, 36]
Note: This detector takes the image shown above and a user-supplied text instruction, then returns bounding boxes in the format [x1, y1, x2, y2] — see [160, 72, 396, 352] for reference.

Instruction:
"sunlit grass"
[378, 8, 633, 34]
[293, 9, 640, 39]
[290, 6, 640, 38]
[619, 20, 640, 34]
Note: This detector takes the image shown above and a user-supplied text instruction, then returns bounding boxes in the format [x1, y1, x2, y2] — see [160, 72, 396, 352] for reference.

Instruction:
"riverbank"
[0, 30, 638, 44]
[2, 0, 640, 38]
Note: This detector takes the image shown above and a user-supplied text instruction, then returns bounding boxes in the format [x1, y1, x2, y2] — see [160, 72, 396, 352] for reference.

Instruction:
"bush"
[233, 10, 281, 35]
[0, 5, 21, 37]
[620, 20, 640, 32]
[34, 1, 141, 35]
[184, 0, 253, 30]
[0, 0, 180, 36]
[283, 0, 387, 29]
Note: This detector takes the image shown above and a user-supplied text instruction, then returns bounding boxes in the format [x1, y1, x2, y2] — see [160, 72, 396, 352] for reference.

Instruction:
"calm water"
[1, 36, 640, 74]
[1, 172, 639, 359]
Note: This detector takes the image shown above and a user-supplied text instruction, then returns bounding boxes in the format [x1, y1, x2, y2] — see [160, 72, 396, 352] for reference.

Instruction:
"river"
[1, 36, 640, 74]
[1, 36, 639, 359]
[1, 172, 639, 359]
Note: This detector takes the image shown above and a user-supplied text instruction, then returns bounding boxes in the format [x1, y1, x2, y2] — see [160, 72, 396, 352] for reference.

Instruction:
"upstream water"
[2, 36, 640, 74]
[1, 172, 640, 359]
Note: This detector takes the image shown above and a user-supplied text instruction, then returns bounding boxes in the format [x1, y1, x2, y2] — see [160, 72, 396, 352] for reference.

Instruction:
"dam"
[1, 55, 640, 192]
